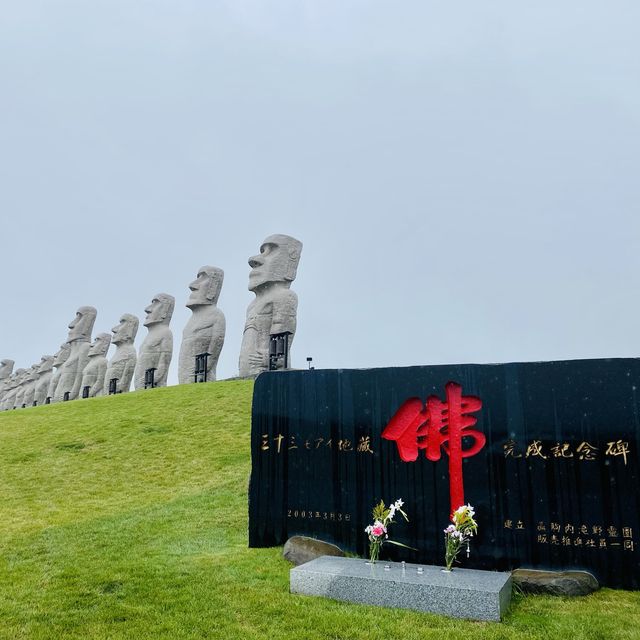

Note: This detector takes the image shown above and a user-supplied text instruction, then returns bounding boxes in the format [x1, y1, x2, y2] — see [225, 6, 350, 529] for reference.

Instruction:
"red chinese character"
[382, 382, 485, 513]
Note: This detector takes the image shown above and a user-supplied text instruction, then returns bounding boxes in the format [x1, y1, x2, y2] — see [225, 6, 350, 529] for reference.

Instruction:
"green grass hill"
[1, 381, 638, 639]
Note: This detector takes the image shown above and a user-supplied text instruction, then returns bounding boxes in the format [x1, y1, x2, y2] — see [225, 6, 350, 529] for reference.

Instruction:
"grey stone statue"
[5, 368, 26, 410]
[14, 367, 34, 409]
[178, 266, 226, 384]
[34, 355, 54, 406]
[134, 294, 175, 390]
[47, 343, 72, 404]
[53, 306, 97, 402]
[239, 234, 302, 377]
[0, 359, 14, 382]
[0, 359, 14, 408]
[22, 364, 40, 408]
[80, 333, 111, 397]
[104, 314, 139, 394]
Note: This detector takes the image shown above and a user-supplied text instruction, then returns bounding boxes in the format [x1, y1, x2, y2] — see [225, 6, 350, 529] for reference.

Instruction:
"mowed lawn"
[0, 381, 638, 640]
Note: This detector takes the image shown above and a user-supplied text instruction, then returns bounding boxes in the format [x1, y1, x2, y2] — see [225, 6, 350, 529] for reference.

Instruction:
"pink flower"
[371, 524, 386, 537]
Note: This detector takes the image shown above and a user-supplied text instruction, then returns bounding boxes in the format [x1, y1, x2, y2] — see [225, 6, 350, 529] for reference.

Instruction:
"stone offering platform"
[290, 556, 512, 622]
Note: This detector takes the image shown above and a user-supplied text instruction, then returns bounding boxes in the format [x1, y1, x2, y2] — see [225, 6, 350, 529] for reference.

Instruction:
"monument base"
[290, 556, 512, 622]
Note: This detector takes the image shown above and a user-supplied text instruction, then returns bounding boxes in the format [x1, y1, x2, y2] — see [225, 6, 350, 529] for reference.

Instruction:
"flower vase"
[368, 541, 381, 564]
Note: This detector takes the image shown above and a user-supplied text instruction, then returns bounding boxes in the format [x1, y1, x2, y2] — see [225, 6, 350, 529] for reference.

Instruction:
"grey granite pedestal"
[290, 556, 512, 622]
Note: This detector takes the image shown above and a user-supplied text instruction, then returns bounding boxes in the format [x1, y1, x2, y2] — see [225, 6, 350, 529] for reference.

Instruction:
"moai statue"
[239, 234, 302, 377]
[14, 368, 33, 409]
[34, 355, 54, 406]
[79, 333, 111, 398]
[22, 365, 40, 408]
[134, 294, 175, 390]
[6, 368, 27, 410]
[1, 372, 19, 411]
[47, 343, 71, 404]
[0, 379, 8, 409]
[178, 266, 226, 384]
[0, 359, 14, 382]
[53, 306, 97, 402]
[0, 359, 14, 408]
[104, 314, 139, 395]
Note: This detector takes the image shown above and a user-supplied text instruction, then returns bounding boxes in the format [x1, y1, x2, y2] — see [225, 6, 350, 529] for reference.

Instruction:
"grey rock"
[283, 536, 345, 566]
[178, 266, 226, 384]
[239, 234, 302, 377]
[291, 557, 512, 622]
[512, 569, 599, 596]
[47, 343, 71, 404]
[104, 314, 139, 394]
[134, 293, 174, 390]
[54, 306, 97, 402]
[34, 355, 54, 406]
[80, 332, 111, 397]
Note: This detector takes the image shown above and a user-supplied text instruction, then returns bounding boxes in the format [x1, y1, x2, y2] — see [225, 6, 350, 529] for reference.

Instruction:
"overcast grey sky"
[1, 1, 639, 385]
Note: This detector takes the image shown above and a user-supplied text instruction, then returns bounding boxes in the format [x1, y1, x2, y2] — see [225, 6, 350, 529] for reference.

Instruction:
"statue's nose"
[248, 255, 263, 268]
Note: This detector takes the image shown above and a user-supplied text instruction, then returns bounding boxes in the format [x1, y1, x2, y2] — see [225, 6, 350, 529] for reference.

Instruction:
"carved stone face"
[0, 359, 14, 379]
[88, 333, 111, 357]
[144, 294, 175, 327]
[26, 365, 40, 382]
[187, 266, 224, 307]
[112, 314, 139, 345]
[67, 306, 97, 342]
[248, 234, 302, 292]
[39, 356, 55, 373]
[53, 343, 72, 367]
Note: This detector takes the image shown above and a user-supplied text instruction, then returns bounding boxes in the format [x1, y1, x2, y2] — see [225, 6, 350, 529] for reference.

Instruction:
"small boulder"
[283, 536, 345, 566]
[512, 569, 599, 596]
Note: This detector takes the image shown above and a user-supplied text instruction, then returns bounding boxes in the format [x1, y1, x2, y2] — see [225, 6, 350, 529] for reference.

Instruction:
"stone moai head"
[112, 314, 139, 345]
[88, 333, 112, 358]
[53, 343, 72, 367]
[26, 365, 40, 383]
[39, 355, 55, 373]
[67, 306, 98, 343]
[248, 234, 303, 292]
[187, 266, 224, 307]
[0, 359, 14, 379]
[144, 293, 175, 327]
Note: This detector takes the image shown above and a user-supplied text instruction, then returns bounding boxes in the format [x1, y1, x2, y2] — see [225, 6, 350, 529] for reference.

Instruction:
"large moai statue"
[239, 234, 302, 377]
[0, 359, 14, 408]
[34, 355, 54, 406]
[134, 294, 175, 390]
[104, 314, 139, 395]
[53, 306, 97, 402]
[22, 365, 40, 408]
[79, 333, 111, 398]
[13, 368, 31, 409]
[47, 343, 71, 404]
[5, 368, 26, 410]
[0, 359, 14, 382]
[178, 266, 226, 384]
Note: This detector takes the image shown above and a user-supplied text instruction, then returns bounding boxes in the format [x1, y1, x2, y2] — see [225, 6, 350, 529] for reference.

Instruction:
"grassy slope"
[0, 381, 638, 640]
